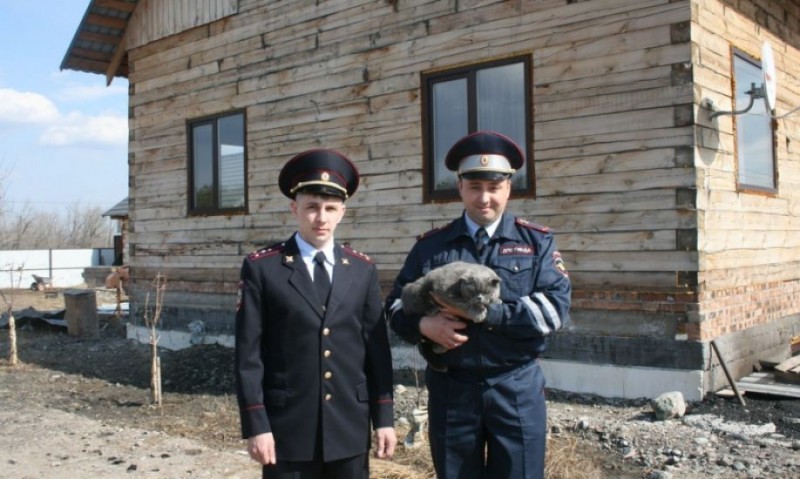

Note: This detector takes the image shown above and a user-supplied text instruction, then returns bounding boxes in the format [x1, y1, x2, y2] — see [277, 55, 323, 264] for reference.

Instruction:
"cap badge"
[321, 172, 330, 181]
[480, 155, 490, 166]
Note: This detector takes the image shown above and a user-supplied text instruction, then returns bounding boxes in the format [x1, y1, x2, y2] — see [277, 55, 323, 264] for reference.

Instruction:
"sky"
[0, 1, 129, 217]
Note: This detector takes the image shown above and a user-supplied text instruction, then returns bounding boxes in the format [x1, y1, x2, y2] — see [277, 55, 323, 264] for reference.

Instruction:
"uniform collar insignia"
[285, 255, 295, 263]
[342, 258, 349, 265]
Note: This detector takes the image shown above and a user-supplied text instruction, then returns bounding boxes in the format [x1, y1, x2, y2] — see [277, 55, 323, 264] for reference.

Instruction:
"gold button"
[323, 350, 331, 358]
[322, 328, 330, 336]
[324, 371, 332, 379]
[325, 394, 332, 401]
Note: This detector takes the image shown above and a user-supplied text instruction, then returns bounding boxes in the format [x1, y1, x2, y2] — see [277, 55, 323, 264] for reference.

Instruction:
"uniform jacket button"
[323, 350, 331, 357]
[322, 328, 330, 336]
[325, 393, 332, 401]
[324, 371, 332, 379]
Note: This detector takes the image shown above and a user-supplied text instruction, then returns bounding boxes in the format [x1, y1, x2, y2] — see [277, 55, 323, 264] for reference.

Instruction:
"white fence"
[0, 248, 114, 288]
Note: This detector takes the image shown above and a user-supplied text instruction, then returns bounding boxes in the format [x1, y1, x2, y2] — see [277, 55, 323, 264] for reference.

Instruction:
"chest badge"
[499, 245, 535, 256]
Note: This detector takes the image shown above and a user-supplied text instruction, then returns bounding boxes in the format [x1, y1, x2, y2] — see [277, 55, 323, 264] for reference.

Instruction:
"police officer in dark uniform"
[235, 149, 396, 479]
[386, 131, 571, 479]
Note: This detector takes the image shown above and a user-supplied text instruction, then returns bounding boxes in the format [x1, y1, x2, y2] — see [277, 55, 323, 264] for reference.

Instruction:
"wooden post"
[7, 308, 17, 366]
[711, 340, 746, 407]
[64, 289, 99, 338]
[115, 282, 122, 319]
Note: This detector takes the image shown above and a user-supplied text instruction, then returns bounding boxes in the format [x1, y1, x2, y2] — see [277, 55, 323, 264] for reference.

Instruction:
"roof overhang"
[60, 0, 139, 85]
[102, 197, 129, 219]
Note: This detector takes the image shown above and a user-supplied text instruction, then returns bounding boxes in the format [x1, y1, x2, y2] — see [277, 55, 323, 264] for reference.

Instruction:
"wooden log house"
[62, 0, 800, 400]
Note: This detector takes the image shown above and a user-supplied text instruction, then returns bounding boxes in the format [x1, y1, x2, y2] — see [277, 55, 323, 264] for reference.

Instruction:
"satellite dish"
[762, 41, 777, 111]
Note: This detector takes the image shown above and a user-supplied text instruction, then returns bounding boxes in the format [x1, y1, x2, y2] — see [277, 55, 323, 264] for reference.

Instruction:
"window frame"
[187, 110, 248, 216]
[732, 47, 778, 195]
[420, 55, 534, 203]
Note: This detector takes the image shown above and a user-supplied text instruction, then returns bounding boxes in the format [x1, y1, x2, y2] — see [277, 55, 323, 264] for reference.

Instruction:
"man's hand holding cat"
[420, 309, 469, 350]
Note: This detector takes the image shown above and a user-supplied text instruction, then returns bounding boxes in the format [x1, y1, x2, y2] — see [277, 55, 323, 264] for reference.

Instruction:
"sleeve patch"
[553, 251, 569, 277]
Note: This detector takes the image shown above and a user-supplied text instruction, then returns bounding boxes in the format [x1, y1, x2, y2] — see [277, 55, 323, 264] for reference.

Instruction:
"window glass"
[218, 114, 245, 208]
[432, 78, 468, 191]
[192, 123, 214, 210]
[477, 63, 528, 189]
[734, 53, 775, 190]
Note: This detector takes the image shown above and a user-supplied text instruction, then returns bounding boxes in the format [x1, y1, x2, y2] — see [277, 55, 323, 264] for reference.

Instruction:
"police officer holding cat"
[235, 149, 396, 479]
[385, 131, 571, 479]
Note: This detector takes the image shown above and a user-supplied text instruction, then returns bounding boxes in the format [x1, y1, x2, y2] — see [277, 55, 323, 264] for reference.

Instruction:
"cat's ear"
[459, 276, 475, 296]
[490, 278, 501, 288]
[419, 279, 434, 297]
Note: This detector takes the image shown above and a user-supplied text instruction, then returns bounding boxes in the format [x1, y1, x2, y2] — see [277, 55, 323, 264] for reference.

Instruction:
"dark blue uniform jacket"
[386, 213, 571, 378]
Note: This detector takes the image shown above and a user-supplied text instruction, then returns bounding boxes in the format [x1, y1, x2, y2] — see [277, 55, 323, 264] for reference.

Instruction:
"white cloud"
[0, 87, 127, 148]
[0, 88, 59, 124]
[57, 83, 128, 102]
[40, 111, 128, 147]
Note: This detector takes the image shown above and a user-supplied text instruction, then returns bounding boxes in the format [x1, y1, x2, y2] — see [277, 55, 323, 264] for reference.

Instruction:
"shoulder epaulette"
[342, 245, 373, 264]
[416, 223, 452, 241]
[248, 243, 285, 261]
[515, 218, 550, 233]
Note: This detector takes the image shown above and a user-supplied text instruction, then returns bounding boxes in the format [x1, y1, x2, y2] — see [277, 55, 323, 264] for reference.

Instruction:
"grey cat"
[401, 261, 502, 370]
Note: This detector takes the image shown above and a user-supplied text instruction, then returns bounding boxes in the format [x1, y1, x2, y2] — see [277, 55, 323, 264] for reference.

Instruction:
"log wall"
[123, 0, 800, 370]
[125, 0, 238, 49]
[691, 0, 800, 341]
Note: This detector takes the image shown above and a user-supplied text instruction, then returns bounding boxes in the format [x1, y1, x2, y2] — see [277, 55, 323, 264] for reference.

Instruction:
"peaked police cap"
[278, 149, 359, 200]
[444, 131, 525, 180]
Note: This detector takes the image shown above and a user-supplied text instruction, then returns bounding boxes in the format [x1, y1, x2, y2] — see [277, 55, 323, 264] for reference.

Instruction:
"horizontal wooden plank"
[702, 248, 800, 270]
[736, 372, 800, 399]
[569, 271, 683, 288]
[535, 126, 695, 155]
[774, 355, 800, 373]
[537, 169, 696, 196]
[565, 251, 697, 272]
[557, 230, 676, 252]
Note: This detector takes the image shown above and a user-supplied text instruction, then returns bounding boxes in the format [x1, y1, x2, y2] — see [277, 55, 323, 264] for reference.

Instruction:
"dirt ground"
[1, 288, 799, 478]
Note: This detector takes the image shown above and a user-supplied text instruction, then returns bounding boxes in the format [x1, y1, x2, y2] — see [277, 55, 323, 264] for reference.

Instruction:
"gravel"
[1, 291, 799, 478]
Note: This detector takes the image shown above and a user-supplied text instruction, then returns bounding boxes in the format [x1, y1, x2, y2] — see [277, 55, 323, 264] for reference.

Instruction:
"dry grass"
[371, 459, 434, 479]
[371, 424, 602, 479]
[145, 398, 603, 478]
[2, 290, 605, 478]
[545, 435, 603, 479]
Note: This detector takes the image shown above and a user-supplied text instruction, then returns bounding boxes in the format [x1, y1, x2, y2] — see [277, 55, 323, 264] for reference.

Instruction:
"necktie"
[313, 252, 331, 305]
[475, 227, 489, 256]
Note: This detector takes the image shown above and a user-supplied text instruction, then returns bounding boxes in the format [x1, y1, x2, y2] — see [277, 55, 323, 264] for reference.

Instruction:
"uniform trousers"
[426, 360, 547, 479]
[261, 453, 368, 479]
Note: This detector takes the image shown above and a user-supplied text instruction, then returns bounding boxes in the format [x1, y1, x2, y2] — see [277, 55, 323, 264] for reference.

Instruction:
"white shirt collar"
[294, 233, 335, 265]
[464, 214, 502, 239]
